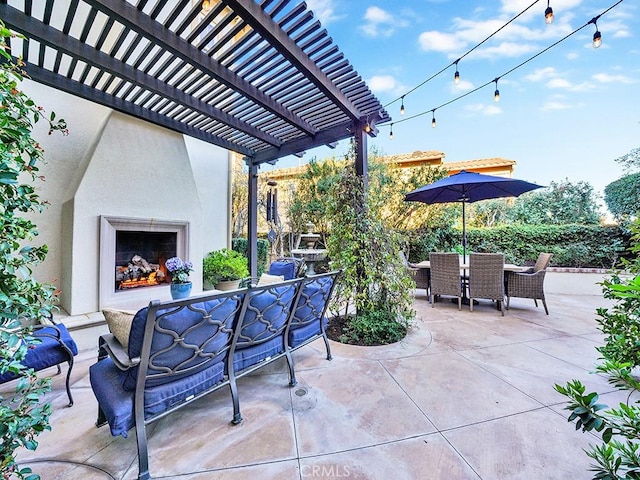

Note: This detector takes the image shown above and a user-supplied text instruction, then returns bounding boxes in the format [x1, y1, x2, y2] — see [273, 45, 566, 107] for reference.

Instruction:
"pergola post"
[354, 121, 368, 189]
[246, 158, 259, 277]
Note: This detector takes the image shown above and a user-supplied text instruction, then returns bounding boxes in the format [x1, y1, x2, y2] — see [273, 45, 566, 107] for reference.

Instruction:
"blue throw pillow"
[268, 261, 296, 280]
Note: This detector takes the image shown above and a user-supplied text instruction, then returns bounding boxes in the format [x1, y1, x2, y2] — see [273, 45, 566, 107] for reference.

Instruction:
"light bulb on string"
[590, 16, 602, 48]
[454, 59, 460, 85]
[400, 96, 405, 115]
[493, 78, 500, 102]
[545, 1, 554, 24]
[431, 110, 436, 128]
[389, 124, 394, 140]
[202, 0, 212, 12]
[365, 122, 371, 133]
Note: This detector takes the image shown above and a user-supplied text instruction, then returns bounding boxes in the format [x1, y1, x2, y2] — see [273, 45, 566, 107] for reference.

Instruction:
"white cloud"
[417, 31, 467, 53]
[359, 6, 408, 38]
[541, 100, 572, 111]
[592, 73, 635, 84]
[464, 103, 503, 115]
[450, 79, 475, 93]
[367, 75, 398, 92]
[525, 67, 558, 82]
[304, 0, 343, 25]
[546, 78, 573, 89]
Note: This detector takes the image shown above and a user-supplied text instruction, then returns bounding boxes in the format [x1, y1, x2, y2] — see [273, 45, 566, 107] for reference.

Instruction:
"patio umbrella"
[405, 170, 543, 262]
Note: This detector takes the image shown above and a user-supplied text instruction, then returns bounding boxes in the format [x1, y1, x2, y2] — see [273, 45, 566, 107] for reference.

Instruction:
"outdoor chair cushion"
[90, 357, 225, 437]
[257, 273, 284, 285]
[232, 284, 296, 372]
[0, 324, 78, 382]
[102, 309, 136, 349]
[122, 298, 239, 391]
[268, 261, 296, 280]
[288, 276, 335, 347]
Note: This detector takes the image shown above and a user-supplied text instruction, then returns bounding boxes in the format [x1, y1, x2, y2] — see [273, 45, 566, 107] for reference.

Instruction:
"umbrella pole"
[462, 200, 467, 264]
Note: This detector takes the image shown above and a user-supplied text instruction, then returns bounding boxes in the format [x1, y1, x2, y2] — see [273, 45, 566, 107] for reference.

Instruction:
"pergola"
[0, 0, 391, 273]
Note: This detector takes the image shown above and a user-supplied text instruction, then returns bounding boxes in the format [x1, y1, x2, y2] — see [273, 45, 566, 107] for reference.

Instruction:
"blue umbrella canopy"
[404, 170, 543, 204]
[405, 170, 543, 262]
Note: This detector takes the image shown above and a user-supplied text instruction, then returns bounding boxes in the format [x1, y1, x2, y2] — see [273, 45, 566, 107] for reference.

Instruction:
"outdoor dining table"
[413, 260, 527, 304]
[413, 261, 527, 272]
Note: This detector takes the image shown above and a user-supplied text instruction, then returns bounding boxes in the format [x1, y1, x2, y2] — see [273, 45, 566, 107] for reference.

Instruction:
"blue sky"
[261, 0, 639, 198]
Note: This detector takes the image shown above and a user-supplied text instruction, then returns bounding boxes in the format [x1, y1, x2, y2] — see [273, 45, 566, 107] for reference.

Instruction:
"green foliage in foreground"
[408, 224, 626, 269]
[555, 220, 640, 480]
[0, 21, 66, 480]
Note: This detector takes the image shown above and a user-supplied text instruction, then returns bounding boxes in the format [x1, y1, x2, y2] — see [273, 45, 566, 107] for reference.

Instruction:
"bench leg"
[64, 357, 75, 407]
[229, 381, 242, 425]
[322, 332, 333, 361]
[136, 421, 151, 480]
[285, 349, 297, 387]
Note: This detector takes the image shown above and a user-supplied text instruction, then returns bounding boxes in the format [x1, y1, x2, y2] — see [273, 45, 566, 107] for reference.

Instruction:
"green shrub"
[555, 219, 640, 479]
[231, 238, 268, 275]
[202, 248, 249, 285]
[408, 224, 626, 268]
[341, 308, 409, 345]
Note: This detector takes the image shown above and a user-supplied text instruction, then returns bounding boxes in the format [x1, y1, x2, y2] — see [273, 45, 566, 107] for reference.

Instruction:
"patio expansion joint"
[449, 349, 552, 408]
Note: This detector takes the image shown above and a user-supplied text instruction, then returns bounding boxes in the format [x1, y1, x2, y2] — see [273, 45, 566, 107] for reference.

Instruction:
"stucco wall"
[22, 81, 230, 315]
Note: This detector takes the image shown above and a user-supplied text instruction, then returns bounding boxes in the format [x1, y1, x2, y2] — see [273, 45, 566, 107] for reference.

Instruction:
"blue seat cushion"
[268, 261, 296, 280]
[90, 357, 225, 437]
[0, 324, 78, 383]
[232, 336, 284, 372]
[123, 297, 240, 391]
[288, 317, 328, 348]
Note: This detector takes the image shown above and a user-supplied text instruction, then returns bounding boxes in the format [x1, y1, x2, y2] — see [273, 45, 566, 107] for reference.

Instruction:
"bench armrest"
[98, 334, 140, 370]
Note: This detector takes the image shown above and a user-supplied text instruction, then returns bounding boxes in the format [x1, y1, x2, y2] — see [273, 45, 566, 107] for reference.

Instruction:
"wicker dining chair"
[468, 253, 505, 315]
[429, 252, 462, 310]
[506, 253, 552, 315]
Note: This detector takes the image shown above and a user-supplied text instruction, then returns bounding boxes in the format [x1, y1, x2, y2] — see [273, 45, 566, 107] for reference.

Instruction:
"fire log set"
[115, 254, 167, 290]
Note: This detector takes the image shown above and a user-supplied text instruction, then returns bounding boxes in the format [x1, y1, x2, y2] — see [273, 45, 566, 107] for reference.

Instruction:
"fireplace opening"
[115, 231, 177, 291]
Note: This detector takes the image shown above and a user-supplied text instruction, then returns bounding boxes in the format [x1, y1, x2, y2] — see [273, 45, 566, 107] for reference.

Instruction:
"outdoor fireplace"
[100, 216, 190, 310]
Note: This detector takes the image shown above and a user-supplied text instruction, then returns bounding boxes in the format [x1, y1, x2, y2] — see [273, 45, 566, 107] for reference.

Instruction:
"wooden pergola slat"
[0, 0, 391, 275]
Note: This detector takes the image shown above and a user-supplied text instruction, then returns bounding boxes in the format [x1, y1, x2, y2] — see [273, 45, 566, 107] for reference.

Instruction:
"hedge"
[407, 224, 628, 269]
[231, 238, 269, 275]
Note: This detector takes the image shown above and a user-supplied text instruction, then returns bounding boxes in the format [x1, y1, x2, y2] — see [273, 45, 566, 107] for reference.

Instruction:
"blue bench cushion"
[288, 317, 328, 348]
[90, 357, 225, 437]
[268, 261, 296, 280]
[0, 324, 78, 383]
[232, 336, 284, 372]
[232, 285, 296, 372]
[123, 297, 241, 391]
[287, 276, 334, 348]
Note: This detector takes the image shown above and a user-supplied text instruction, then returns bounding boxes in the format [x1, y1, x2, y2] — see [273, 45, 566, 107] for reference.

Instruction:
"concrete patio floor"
[4, 290, 621, 479]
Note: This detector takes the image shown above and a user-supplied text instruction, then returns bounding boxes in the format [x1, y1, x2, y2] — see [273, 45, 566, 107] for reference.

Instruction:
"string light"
[383, 0, 543, 112]
[389, 123, 394, 140]
[590, 16, 602, 48]
[379, 0, 623, 139]
[454, 59, 460, 85]
[431, 110, 437, 128]
[202, 0, 212, 12]
[545, 1, 554, 24]
[365, 122, 371, 133]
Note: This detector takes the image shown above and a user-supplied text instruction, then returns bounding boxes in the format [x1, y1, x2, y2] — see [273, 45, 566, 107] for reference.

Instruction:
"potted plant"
[165, 256, 193, 299]
[202, 248, 249, 291]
